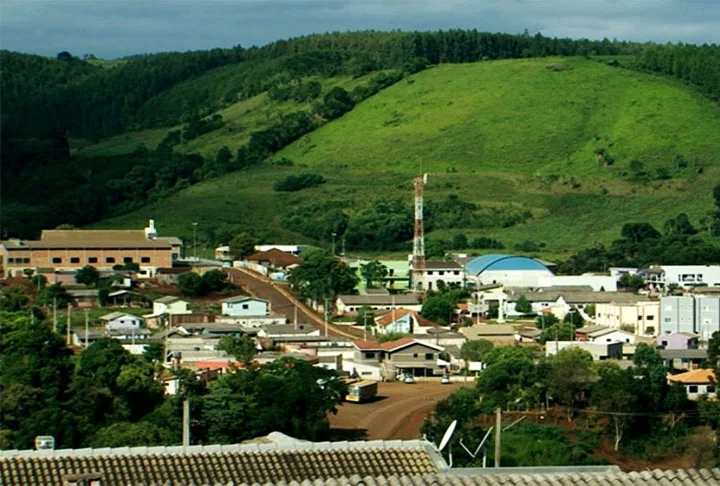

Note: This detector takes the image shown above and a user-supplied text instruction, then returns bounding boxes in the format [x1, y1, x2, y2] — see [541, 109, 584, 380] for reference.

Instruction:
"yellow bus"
[345, 380, 378, 403]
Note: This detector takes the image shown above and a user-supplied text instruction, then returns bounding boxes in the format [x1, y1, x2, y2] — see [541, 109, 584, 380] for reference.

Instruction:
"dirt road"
[329, 381, 468, 440]
[227, 268, 361, 338]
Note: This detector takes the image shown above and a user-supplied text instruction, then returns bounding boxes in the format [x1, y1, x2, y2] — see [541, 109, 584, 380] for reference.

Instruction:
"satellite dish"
[438, 419, 457, 451]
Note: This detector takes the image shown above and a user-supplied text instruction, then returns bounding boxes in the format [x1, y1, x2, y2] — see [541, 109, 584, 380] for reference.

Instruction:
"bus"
[345, 380, 378, 403]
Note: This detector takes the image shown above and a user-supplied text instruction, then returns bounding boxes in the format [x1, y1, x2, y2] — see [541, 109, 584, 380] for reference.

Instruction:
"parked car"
[403, 374, 415, 384]
[441, 375, 450, 385]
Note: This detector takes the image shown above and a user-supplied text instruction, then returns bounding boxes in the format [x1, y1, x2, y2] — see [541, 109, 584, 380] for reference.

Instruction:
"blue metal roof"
[465, 254, 550, 276]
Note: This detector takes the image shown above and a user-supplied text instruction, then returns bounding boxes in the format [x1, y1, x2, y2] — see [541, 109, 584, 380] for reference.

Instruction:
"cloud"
[1, 0, 718, 58]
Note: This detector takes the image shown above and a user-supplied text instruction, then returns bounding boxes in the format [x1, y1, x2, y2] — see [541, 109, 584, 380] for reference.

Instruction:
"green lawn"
[92, 57, 720, 260]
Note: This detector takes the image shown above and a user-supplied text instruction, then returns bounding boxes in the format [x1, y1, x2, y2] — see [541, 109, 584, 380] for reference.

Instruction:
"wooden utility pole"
[494, 408, 501, 468]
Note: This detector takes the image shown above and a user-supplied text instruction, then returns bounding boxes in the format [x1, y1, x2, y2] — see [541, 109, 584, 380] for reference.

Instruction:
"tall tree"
[592, 363, 637, 451]
[229, 233, 258, 260]
[359, 260, 388, 288]
[288, 248, 358, 305]
[546, 347, 595, 420]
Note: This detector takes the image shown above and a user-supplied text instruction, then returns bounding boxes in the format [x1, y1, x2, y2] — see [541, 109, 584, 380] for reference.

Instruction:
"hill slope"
[92, 57, 720, 257]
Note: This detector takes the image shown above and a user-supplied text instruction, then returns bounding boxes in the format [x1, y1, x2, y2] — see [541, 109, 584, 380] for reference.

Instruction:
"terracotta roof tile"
[247, 249, 303, 267]
[668, 369, 715, 384]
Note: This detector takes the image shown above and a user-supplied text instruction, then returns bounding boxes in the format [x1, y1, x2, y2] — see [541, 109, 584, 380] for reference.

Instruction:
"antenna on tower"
[412, 168, 426, 292]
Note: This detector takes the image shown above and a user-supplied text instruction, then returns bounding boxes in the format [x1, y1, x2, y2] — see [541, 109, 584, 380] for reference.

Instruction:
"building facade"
[661, 296, 720, 340]
[416, 261, 464, 291]
[595, 301, 660, 336]
[222, 297, 269, 317]
[0, 220, 181, 278]
[646, 265, 720, 289]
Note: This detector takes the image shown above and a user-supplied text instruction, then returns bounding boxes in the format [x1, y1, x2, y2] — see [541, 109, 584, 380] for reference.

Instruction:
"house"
[659, 349, 708, 371]
[595, 301, 660, 336]
[459, 324, 517, 344]
[545, 341, 623, 360]
[258, 324, 321, 339]
[215, 245, 231, 260]
[74, 328, 151, 354]
[100, 311, 142, 330]
[153, 296, 190, 316]
[222, 296, 269, 317]
[373, 309, 442, 335]
[646, 265, 720, 289]
[514, 327, 543, 343]
[0, 220, 181, 278]
[246, 249, 303, 269]
[657, 332, 700, 350]
[335, 294, 422, 315]
[67, 289, 99, 308]
[575, 326, 636, 345]
[415, 261, 464, 291]
[156, 267, 192, 285]
[352, 337, 446, 379]
[668, 369, 717, 400]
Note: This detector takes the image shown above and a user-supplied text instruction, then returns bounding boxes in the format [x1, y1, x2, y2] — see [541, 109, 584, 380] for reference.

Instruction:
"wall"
[476, 269, 553, 288]
[106, 316, 142, 330]
[595, 302, 659, 336]
[684, 383, 717, 401]
[421, 269, 464, 291]
[538, 275, 618, 292]
[222, 299, 268, 317]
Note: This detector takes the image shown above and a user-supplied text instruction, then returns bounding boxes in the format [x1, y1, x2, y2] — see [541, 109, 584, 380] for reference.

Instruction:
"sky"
[2, 0, 719, 59]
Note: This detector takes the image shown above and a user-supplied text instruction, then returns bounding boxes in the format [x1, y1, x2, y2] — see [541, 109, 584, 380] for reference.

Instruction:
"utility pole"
[53, 297, 57, 333]
[182, 399, 190, 450]
[363, 313, 369, 341]
[341, 237, 345, 257]
[294, 302, 298, 331]
[192, 222, 198, 262]
[84, 310, 89, 349]
[324, 298, 329, 337]
[331, 232, 337, 256]
[66, 305, 72, 346]
[494, 408, 502, 468]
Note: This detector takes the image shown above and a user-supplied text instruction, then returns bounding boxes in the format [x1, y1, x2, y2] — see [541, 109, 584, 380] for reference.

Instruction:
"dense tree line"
[0, 311, 345, 450]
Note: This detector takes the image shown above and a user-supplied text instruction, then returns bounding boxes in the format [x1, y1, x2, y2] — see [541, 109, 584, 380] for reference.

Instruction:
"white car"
[403, 375, 415, 384]
[441, 375, 451, 385]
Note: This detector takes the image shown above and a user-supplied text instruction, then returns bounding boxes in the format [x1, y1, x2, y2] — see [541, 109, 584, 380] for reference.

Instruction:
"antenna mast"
[412, 172, 427, 292]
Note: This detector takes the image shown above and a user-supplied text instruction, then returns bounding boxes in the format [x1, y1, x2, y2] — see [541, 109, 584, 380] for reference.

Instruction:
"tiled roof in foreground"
[1, 434, 719, 485]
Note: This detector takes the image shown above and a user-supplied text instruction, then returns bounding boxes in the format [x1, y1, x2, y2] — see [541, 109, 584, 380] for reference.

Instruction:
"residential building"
[659, 349, 708, 371]
[153, 296, 191, 316]
[373, 309, 441, 335]
[503, 289, 645, 321]
[246, 249, 303, 269]
[74, 328, 151, 354]
[156, 267, 192, 285]
[645, 265, 720, 289]
[352, 337, 446, 378]
[537, 275, 618, 292]
[67, 289, 99, 308]
[0, 220, 181, 278]
[657, 332, 700, 350]
[254, 244, 308, 255]
[577, 327, 636, 345]
[459, 324, 517, 344]
[222, 296, 269, 317]
[668, 369, 717, 400]
[415, 261, 464, 291]
[595, 301, 660, 336]
[660, 295, 720, 340]
[335, 294, 421, 315]
[100, 312, 142, 330]
[257, 324, 321, 339]
[465, 254, 554, 288]
[349, 259, 411, 291]
[545, 341, 623, 360]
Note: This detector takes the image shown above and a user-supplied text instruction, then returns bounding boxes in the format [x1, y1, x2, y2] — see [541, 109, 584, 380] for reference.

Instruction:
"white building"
[335, 294, 422, 315]
[545, 341, 623, 360]
[668, 369, 717, 400]
[254, 244, 308, 256]
[645, 265, 720, 289]
[579, 327, 637, 345]
[465, 254, 554, 288]
[100, 312, 143, 330]
[152, 296, 190, 316]
[537, 275, 617, 292]
[414, 261, 464, 291]
[595, 301, 660, 336]
[222, 296, 268, 317]
[661, 295, 720, 340]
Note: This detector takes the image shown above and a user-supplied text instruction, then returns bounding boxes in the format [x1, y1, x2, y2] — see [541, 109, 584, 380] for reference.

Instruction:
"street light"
[192, 222, 198, 261]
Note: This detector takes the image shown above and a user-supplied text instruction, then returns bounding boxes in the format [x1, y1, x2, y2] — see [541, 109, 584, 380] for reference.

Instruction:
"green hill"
[93, 57, 720, 259]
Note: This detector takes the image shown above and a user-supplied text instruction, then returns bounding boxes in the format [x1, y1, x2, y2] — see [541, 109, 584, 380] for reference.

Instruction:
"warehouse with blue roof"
[465, 253, 555, 287]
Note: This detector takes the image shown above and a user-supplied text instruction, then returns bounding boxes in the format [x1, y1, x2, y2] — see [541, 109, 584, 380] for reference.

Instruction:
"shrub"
[273, 173, 326, 192]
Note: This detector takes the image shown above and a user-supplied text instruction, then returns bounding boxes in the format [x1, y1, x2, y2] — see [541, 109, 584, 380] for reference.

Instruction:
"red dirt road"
[329, 382, 469, 440]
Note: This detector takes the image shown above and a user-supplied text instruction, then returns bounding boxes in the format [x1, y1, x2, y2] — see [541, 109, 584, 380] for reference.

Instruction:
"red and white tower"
[412, 173, 427, 292]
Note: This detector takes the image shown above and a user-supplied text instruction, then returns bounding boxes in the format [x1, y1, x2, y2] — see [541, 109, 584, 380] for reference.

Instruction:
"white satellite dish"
[438, 419, 457, 451]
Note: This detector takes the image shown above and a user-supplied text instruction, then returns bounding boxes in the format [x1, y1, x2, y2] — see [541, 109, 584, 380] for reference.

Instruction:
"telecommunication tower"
[412, 173, 428, 291]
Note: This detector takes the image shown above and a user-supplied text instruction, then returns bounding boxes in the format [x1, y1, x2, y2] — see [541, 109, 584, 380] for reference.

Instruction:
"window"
[708, 385, 716, 393]
[365, 352, 376, 359]
[389, 269, 395, 276]
[688, 385, 698, 393]
[439, 271, 445, 276]
[22, 258, 30, 264]
[425, 353, 434, 360]
[123, 257, 133, 263]
[106, 257, 116, 263]
[88, 257, 98, 264]
[664, 317, 671, 322]
[242, 304, 249, 309]
[647, 315, 654, 320]
[413, 353, 418, 358]
[427, 271, 434, 275]
[453, 271, 460, 275]
[70, 257, 80, 264]
[7, 258, 15, 263]
[52, 257, 62, 264]
[141, 257, 151, 263]
[661, 340, 668, 347]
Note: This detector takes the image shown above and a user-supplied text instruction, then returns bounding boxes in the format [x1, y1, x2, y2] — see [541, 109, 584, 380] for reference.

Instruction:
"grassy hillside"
[93, 57, 720, 259]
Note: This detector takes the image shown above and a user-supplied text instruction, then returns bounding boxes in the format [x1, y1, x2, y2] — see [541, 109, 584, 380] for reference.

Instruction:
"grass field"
[92, 57, 720, 260]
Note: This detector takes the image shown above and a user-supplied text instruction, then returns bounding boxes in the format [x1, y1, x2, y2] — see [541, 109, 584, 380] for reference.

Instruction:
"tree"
[229, 233, 257, 260]
[425, 238, 446, 259]
[122, 261, 140, 272]
[359, 260, 388, 288]
[202, 269, 227, 292]
[592, 363, 637, 450]
[355, 305, 375, 329]
[217, 335, 257, 365]
[664, 213, 697, 235]
[177, 271, 208, 296]
[316, 87, 355, 119]
[115, 362, 166, 421]
[546, 347, 595, 420]
[143, 342, 165, 363]
[78, 338, 135, 391]
[56, 51, 73, 61]
[620, 222, 661, 243]
[563, 308, 585, 327]
[36, 283, 72, 308]
[420, 294, 455, 325]
[75, 265, 100, 286]
[460, 339, 494, 363]
[216, 146, 232, 166]
[618, 273, 645, 290]
[288, 248, 358, 305]
[514, 295, 532, 314]
[451, 233, 468, 250]
[30, 274, 48, 289]
[90, 422, 173, 448]
[535, 312, 559, 329]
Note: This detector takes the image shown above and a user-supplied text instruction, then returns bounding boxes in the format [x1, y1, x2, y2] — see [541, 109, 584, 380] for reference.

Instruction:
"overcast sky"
[2, 0, 719, 59]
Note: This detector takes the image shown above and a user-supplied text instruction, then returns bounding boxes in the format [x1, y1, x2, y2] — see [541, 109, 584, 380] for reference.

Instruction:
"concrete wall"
[222, 299, 268, 317]
[595, 302, 659, 336]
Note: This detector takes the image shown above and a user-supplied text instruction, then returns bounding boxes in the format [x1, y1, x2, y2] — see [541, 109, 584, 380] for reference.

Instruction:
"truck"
[345, 380, 378, 403]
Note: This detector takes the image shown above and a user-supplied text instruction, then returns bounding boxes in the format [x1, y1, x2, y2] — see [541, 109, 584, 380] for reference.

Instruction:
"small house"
[668, 369, 717, 400]
[222, 296, 269, 317]
[657, 332, 699, 350]
[545, 341, 623, 361]
[335, 294, 422, 315]
[153, 296, 191, 316]
[246, 248, 303, 270]
[659, 349, 708, 371]
[100, 312, 142, 330]
[373, 309, 441, 335]
[580, 327, 636, 345]
[352, 337, 446, 379]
